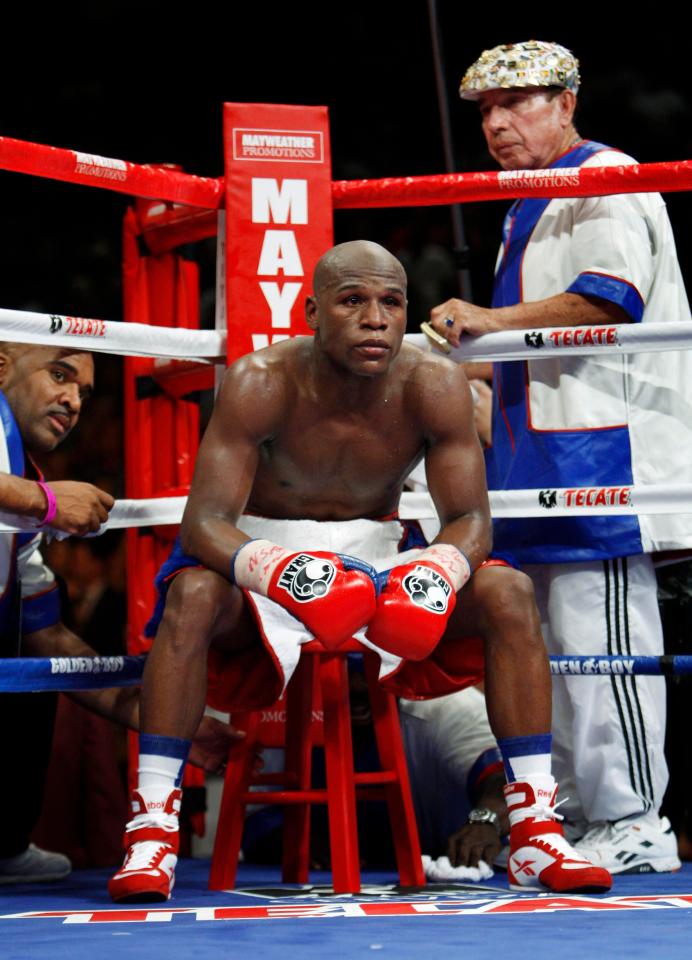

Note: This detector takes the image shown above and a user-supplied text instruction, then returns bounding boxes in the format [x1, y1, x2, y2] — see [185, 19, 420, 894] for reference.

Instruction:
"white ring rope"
[0, 311, 685, 535]
[0, 310, 690, 366]
[0, 487, 691, 537]
[409, 322, 692, 362]
[486, 485, 692, 518]
[0, 307, 225, 361]
[0, 498, 187, 537]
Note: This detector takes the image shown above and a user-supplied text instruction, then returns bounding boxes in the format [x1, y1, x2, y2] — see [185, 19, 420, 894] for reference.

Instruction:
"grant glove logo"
[403, 566, 451, 614]
[277, 554, 336, 602]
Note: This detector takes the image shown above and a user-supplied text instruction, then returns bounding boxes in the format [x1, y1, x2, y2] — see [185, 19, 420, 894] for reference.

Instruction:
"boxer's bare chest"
[247, 388, 425, 520]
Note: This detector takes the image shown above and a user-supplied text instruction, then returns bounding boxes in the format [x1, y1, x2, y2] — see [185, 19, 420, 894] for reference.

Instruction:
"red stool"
[209, 639, 425, 894]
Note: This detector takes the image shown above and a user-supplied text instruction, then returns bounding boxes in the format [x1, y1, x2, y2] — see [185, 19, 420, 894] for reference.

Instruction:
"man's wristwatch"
[467, 808, 500, 833]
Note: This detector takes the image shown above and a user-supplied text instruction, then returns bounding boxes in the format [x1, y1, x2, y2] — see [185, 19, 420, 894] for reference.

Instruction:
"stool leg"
[209, 710, 258, 890]
[364, 654, 425, 886]
[320, 653, 361, 894]
[282, 655, 315, 883]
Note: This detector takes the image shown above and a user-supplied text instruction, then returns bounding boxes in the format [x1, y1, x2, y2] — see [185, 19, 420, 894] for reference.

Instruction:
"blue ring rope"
[549, 655, 692, 677]
[0, 653, 691, 693]
[0, 655, 146, 692]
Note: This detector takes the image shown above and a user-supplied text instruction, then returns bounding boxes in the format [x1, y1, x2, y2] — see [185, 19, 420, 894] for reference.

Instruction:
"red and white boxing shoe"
[108, 787, 181, 903]
[505, 780, 612, 893]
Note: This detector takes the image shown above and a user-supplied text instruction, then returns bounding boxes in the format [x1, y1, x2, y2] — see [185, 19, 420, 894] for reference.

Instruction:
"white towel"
[422, 854, 494, 883]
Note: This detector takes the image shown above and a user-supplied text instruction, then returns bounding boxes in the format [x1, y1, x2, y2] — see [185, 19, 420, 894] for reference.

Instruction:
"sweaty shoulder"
[216, 337, 310, 440]
[398, 343, 474, 435]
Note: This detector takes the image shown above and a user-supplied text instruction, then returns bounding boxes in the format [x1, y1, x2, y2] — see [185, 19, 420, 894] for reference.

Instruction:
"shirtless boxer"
[110, 241, 611, 902]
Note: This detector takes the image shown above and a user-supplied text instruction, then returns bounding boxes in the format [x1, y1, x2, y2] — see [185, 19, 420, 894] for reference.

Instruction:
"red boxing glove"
[268, 551, 379, 648]
[232, 540, 378, 650]
[366, 544, 470, 661]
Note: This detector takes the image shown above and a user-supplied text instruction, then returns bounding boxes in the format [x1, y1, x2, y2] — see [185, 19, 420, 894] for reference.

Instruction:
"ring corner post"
[222, 102, 334, 368]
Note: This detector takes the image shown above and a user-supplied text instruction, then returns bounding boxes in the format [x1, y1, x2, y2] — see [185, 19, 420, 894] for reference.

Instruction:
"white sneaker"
[0, 844, 71, 884]
[574, 814, 681, 875]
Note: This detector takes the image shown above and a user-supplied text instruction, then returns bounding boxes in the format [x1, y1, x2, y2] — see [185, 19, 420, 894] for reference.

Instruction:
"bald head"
[313, 241, 407, 297]
[305, 241, 408, 379]
[0, 342, 88, 363]
[0, 342, 36, 363]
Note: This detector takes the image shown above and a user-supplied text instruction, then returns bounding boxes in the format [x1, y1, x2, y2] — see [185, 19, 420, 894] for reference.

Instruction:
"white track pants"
[526, 556, 668, 825]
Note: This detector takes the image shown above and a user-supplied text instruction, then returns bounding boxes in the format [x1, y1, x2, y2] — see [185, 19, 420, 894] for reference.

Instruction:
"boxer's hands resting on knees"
[366, 561, 456, 660]
[366, 545, 471, 661]
[267, 551, 378, 649]
[47, 481, 115, 535]
[232, 540, 379, 649]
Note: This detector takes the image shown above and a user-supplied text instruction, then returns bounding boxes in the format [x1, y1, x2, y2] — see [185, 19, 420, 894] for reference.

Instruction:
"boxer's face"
[0, 346, 94, 453]
[307, 261, 407, 377]
[478, 87, 577, 170]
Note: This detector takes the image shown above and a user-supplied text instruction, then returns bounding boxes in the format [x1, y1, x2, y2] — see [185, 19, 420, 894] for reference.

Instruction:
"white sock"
[137, 733, 190, 790]
[138, 753, 185, 790]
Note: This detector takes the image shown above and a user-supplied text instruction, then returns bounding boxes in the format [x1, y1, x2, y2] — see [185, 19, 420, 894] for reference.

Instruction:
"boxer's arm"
[418, 358, 492, 571]
[179, 356, 285, 576]
[366, 360, 491, 660]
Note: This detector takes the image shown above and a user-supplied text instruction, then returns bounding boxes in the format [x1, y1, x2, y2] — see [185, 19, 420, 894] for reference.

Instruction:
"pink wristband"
[36, 481, 58, 527]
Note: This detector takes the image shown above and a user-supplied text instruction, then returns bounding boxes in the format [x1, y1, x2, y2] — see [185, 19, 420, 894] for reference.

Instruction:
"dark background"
[1, 7, 689, 316]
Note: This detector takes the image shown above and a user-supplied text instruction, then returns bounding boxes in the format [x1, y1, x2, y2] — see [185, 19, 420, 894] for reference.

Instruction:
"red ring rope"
[332, 160, 692, 208]
[1, 134, 690, 209]
[0, 136, 222, 208]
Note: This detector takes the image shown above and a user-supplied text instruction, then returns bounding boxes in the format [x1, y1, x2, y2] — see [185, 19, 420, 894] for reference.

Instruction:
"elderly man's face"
[478, 87, 576, 170]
